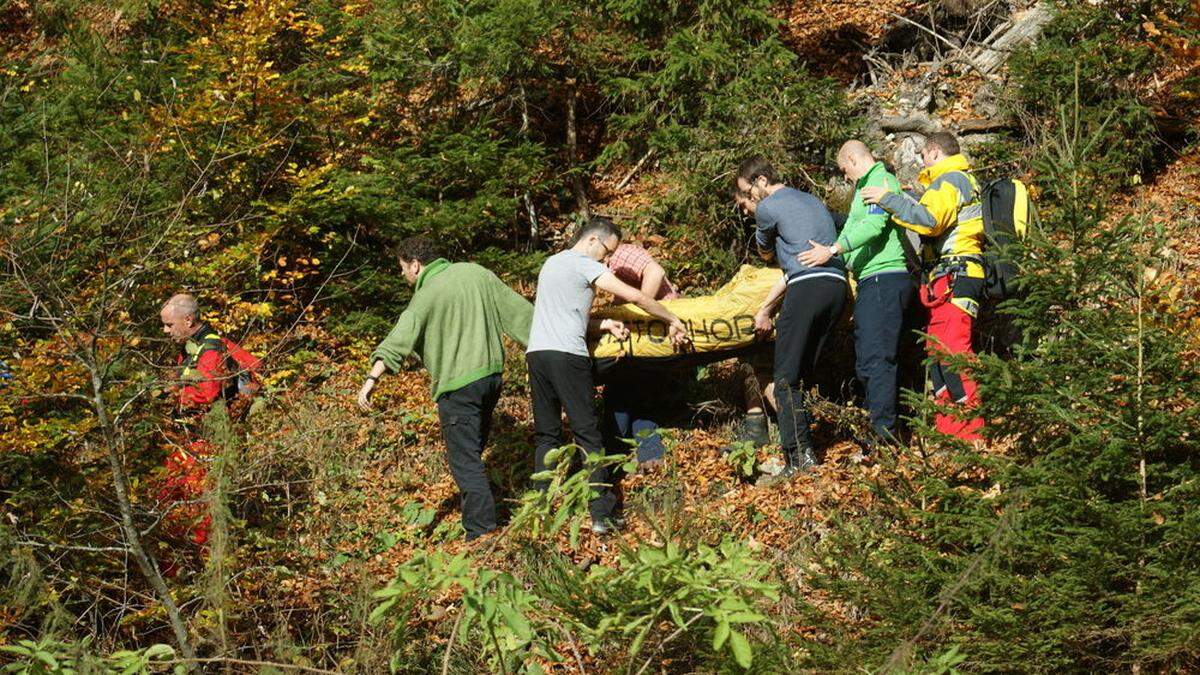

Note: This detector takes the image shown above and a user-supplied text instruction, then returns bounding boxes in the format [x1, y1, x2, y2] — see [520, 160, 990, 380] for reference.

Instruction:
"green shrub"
[796, 100, 1200, 670]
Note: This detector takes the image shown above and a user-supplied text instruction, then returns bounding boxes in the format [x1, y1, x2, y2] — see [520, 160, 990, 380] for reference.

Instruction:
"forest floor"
[8, 0, 1194, 668]
[191, 1, 1200, 667]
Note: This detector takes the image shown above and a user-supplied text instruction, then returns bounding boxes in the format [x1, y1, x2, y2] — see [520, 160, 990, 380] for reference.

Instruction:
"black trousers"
[436, 373, 502, 541]
[774, 277, 847, 451]
[526, 350, 617, 522]
[853, 271, 915, 438]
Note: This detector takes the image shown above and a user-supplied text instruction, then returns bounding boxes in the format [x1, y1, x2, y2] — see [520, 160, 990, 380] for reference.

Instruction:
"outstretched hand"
[859, 185, 887, 205]
[797, 240, 835, 267]
[356, 378, 376, 411]
[601, 318, 630, 340]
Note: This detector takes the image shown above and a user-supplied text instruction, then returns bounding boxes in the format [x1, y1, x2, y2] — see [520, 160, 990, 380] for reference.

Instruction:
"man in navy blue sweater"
[735, 156, 847, 479]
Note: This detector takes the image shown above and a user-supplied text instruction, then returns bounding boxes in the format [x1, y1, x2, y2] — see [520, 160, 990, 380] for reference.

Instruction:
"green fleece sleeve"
[493, 275, 534, 347]
[371, 304, 424, 372]
[837, 201, 889, 252]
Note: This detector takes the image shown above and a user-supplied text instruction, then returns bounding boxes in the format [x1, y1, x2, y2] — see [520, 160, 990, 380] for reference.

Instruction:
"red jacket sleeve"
[179, 348, 226, 408]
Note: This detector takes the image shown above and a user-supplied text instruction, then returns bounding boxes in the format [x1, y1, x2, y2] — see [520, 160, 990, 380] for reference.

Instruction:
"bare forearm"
[640, 263, 667, 298]
[367, 359, 387, 379]
[634, 293, 679, 325]
[356, 359, 388, 410]
[759, 276, 787, 314]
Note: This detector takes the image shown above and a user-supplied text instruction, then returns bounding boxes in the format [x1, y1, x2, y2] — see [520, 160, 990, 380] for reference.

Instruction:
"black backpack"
[980, 178, 1033, 300]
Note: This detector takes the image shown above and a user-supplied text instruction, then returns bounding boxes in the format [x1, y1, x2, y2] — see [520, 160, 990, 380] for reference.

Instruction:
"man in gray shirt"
[527, 216, 688, 533]
[736, 155, 847, 481]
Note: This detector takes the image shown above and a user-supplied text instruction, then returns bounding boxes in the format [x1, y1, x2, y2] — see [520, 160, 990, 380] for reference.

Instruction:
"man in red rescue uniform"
[861, 132, 986, 440]
[158, 293, 259, 549]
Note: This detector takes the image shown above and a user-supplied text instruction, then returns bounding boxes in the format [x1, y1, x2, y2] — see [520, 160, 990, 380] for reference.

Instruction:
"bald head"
[162, 293, 198, 319]
[839, 140, 874, 164]
[161, 293, 201, 342]
[837, 140, 877, 182]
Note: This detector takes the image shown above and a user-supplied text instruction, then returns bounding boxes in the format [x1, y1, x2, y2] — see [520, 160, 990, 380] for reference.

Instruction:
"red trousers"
[922, 275, 984, 440]
[156, 439, 212, 547]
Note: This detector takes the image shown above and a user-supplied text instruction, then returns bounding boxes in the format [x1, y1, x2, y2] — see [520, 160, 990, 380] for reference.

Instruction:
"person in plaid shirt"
[600, 242, 681, 470]
[606, 243, 680, 301]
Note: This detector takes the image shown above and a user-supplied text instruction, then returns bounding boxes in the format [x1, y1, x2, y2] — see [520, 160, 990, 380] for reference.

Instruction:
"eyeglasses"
[601, 239, 619, 258]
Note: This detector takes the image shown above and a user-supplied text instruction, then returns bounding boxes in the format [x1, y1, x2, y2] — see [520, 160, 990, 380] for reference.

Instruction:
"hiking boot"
[757, 455, 785, 476]
[590, 516, 626, 535]
[720, 412, 769, 453]
[755, 446, 818, 487]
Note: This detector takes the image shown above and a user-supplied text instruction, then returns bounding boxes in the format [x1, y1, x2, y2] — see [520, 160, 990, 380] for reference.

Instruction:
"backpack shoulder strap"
[897, 228, 924, 275]
[183, 327, 224, 367]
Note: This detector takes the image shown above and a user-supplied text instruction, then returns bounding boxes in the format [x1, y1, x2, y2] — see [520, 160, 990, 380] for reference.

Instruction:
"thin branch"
[16, 539, 131, 554]
[441, 608, 466, 675]
[887, 11, 962, 55]
[633, 609, 705, 675]
[616, 148, 655, 191]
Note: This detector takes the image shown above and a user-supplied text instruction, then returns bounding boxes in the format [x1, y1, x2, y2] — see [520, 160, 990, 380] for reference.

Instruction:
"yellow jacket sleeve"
[878, 178, 965, 237]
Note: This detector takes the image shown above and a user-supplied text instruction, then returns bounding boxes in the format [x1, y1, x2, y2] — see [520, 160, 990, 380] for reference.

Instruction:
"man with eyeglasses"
[735, 156, 847, 481]
[718, 189, 782, 460]
[526, 216, 689, 533]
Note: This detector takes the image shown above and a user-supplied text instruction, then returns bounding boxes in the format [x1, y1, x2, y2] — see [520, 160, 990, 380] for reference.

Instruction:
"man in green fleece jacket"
[798, 140, 915, 441]
[357, 235, 533, 541]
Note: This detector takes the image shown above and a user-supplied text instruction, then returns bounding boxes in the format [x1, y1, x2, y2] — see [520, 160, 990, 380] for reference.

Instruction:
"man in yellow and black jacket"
[861, 131, 985, 440]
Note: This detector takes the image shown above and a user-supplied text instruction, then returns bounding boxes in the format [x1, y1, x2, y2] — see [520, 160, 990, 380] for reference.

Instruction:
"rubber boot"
[720, 412, 769, 453]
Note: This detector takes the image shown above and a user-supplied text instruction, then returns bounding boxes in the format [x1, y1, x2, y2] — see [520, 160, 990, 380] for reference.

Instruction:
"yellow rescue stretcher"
[590, 265, 782, 365]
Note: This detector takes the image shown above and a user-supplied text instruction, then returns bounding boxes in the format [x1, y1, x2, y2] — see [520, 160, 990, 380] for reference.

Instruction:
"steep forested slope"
[1, 0, 1198, 672]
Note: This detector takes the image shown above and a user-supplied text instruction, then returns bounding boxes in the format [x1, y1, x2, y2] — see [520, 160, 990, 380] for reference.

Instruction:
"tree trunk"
[566, 80, 590, 219]
[91, 373, 197, 668]
[518, 86, 539, 248]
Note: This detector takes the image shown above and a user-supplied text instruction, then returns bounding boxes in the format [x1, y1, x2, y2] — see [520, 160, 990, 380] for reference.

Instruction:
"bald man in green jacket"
[357, 235, 533, 541]
[799, 140, 915, 442]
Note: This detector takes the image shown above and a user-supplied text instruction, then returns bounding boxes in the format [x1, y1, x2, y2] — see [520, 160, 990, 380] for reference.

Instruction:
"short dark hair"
[572, 215, 622, 245]
[736, 155, 779, 187]
[925, 132, 960, 156]
[393, 235, 443, 265]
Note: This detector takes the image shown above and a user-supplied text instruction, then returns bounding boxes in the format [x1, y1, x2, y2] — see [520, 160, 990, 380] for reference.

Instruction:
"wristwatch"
[829, 243, 842, 256]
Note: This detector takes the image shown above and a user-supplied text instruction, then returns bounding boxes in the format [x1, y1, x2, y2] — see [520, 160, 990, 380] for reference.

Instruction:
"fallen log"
[969, 4, 1054, 74]
[958, 116, 1018, 133]
[879, 112, 941, 135]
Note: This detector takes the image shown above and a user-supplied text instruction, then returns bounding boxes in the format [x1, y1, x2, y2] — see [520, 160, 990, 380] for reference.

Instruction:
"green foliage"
[1006, 1, 1171, 199]
[371, 551, 562, 673]
[648, 64, 855, 282]
[372, 536, 780, 672]
[953, 112, 1200, 669]
[0, 638, 181, 675]
[723, 440, 758, 478]
[580, 537, 780, 670]
[914, 645, 968, 675]
[508, 444, 633, 548]
[798, 102, 1200, 671]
